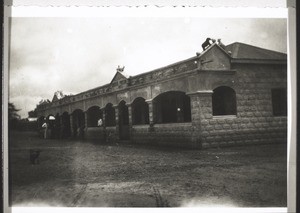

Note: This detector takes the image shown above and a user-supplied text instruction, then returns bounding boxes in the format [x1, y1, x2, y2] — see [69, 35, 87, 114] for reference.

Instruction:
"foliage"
[9, 102, 21, 129]
[28, 109, 37, 118]
[9, 102, 21, 120]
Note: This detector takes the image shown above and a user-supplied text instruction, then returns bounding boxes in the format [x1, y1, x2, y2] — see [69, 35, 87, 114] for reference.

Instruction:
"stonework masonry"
[36, 42, 287, 149]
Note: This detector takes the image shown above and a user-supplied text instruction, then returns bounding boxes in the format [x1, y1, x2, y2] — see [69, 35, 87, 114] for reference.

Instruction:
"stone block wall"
[200, 116, 287, 148]
[36, 52, 287, 149]
[85, 127, 106, 143]
[130, 125, 150, 144]
[198, 65, 287, 148]
[85, 126, 118, 144]
[131, 123, 199, 148]
[105, 126, 118, 143]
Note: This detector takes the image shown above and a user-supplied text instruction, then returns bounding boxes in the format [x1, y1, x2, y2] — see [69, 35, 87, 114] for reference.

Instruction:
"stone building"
[35, 41, 287, 148]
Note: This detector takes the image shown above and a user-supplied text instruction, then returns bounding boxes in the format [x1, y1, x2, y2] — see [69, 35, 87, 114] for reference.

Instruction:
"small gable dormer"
[198, 43, 231, 70]
[110, 67, 130, 89]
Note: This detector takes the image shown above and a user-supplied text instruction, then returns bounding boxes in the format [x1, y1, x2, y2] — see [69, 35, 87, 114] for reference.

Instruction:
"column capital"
[145, 99, 153, 103]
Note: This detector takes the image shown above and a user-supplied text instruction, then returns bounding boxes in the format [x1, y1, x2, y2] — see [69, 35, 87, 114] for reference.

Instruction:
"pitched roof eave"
[110, 71, 129, 84]
[226, 42, 287, 61]
[231, 58, 287, 64]
[199, 42, 231, 58]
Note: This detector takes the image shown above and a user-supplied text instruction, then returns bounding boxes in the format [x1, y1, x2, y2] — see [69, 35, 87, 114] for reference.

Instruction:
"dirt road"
[9, 131, 287, 207]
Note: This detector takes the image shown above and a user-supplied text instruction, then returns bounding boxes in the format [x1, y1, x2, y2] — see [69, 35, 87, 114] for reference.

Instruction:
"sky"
[9, 17, 287, 118]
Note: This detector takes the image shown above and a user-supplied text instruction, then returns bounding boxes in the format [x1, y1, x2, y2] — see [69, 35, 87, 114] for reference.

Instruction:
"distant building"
[35, 41, 287, 148]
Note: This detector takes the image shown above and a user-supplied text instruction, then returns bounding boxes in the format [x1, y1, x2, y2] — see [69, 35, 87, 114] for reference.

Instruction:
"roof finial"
[217, 38, 226, 50]
[116, 65, 125, 72]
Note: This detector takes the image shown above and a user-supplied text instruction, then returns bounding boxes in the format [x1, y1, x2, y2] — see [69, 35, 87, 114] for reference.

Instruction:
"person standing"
[42, 122, 48, 139]
[97, 118, 103, 127]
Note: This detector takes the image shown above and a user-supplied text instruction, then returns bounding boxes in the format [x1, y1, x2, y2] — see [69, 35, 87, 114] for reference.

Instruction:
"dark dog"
[30, 149, 41, 165]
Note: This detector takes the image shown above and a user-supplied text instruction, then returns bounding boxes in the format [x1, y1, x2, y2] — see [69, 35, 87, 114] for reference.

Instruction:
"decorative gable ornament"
[110, 65, 130, 85]
[116, 65, 125, 72]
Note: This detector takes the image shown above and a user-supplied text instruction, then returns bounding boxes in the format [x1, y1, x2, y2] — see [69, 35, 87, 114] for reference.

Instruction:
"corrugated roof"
[226, 42, 287, 60]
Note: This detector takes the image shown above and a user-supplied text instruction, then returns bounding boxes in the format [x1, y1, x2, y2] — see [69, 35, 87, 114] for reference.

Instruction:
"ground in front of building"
[9, 131, 287, 207]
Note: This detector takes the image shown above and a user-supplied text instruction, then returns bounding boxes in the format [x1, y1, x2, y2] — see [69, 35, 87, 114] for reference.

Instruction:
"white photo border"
[3, 2, 296, 213]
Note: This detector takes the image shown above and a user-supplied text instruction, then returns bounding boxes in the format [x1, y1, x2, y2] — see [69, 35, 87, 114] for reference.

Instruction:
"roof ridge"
[201, 42, 217, 54]
[130, 55, 199, 79]
[68, 55, 200, 97]
[227, 42, 286, 55]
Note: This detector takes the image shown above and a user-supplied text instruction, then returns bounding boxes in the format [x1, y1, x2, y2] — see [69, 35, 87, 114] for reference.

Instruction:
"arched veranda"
[153, 91, 191, 124]
[86, 106, 103, 127]
[118, 100, 130, 140]
[71, 109, 85, 139]
[131, 97, 149, 125]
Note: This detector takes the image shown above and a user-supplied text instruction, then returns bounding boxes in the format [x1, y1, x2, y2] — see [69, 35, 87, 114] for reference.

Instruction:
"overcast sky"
[9, 17, 287, 118]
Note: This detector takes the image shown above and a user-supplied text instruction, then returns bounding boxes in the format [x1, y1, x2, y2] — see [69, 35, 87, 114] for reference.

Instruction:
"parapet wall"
[131, 123, 199, 148]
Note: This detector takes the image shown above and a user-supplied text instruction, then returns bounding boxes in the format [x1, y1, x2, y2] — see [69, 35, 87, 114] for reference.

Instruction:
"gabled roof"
[226, 42, 287, 61]
[199, 42, 231, 58]
[110, 71, 130, 84]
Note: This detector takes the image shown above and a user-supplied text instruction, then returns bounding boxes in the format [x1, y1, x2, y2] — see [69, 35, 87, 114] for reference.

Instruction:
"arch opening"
[132, 97, 149, 125]
[118, 101, 130, 140]
[105, 103, 116, 127]
[87, 106, 103, 127]
[71, 109, 85, 139]
[153, 91, 191, 124]
[212, 86, 237, 116]
[51, 113, 61, 139]
[61, 112, 71, 139]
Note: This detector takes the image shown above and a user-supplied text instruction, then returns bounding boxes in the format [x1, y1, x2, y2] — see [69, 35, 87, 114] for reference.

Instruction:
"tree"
[28, 109, 37, 118]
[8, 102, 21, 129]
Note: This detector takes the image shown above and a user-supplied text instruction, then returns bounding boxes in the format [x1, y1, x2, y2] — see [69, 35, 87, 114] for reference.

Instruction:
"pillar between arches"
[70, 115, 74, 137]
[145, 99, 154, 127]
[59, 114, 64, 139]
[126, 103, 133, 139]
[101, 107, 106, 128]
[187, 90, 213, 148]
[125, 103, 133, 126]
[84, 111, 88, 129]
[113, 105, 119, 140]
